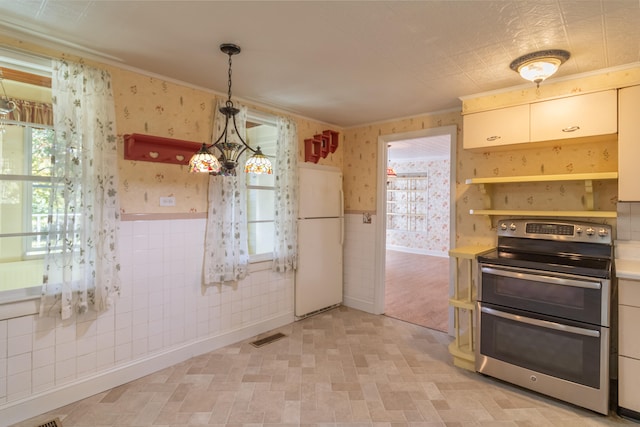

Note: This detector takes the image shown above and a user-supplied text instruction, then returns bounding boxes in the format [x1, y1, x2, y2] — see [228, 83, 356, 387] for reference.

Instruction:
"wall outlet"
[159, 196, 176, 207]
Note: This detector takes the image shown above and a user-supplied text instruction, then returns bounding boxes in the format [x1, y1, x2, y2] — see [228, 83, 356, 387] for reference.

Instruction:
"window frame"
[245, 110, 277, 263]
[0, 52, 53, 316]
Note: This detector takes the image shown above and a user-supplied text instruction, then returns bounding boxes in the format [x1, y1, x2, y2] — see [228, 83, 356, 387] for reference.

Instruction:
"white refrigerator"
[295, 163, 344, 318]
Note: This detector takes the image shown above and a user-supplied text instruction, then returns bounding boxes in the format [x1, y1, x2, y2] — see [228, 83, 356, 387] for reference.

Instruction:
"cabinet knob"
[486, 135, 501, 141]
[562, 125, 580, 133]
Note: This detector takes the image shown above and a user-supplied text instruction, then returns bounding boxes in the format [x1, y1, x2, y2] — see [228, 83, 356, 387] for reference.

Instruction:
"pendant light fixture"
[509, 49, 570, 88]
[189, 43, 273, 176]
[0, 70, 16, 133]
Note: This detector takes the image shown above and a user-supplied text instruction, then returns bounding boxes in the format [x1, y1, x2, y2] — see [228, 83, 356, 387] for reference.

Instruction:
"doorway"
[374, 126, 456, 334]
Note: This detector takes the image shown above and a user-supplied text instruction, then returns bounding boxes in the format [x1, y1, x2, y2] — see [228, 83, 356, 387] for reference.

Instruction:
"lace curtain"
[40, 59, 121, 319]
[272, 116, 298, 272]
[203, 100, 249, 285]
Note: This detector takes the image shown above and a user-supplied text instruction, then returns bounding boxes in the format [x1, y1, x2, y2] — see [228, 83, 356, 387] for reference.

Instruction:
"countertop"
[615, 240, 640, 280]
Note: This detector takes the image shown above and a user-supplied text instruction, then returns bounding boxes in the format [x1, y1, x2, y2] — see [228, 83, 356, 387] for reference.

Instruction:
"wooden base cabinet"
[618, 278, 640, 420]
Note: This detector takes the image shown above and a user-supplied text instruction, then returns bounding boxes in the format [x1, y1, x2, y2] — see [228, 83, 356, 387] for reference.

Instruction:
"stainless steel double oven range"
[476, 219, 613, 415]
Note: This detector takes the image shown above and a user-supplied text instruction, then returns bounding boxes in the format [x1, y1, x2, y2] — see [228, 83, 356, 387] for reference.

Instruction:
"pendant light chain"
[226, 52, 234, 107]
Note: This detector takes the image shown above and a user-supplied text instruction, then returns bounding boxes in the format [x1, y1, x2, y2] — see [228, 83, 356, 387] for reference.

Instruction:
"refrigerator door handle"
[339, 188, 344, 246]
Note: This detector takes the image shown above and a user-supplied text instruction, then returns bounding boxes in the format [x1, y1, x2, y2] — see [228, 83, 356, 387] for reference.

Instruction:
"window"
[0, 63, 53, 301]
[245, 113, 277, 261]
[1, 124, 54, 295]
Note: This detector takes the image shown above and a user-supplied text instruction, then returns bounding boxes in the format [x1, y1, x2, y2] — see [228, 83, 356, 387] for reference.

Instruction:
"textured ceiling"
[0, 1, 639, 130]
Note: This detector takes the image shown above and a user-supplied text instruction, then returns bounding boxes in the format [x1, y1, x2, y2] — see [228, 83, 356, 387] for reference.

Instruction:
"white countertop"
[615, 240, 640, 280]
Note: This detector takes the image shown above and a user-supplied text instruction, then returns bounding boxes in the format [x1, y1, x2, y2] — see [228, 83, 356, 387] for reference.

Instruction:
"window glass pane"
[0, 236, 43, 291]
[31, 127, 53, 177]
[248, 222, 274, 257]
[2, 124, 24, 172]
[247, 171, 274, 187]
[247, 189, 275, 222]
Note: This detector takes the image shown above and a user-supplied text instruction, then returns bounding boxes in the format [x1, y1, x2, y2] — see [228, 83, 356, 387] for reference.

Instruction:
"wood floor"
[384, 250, 449, 332]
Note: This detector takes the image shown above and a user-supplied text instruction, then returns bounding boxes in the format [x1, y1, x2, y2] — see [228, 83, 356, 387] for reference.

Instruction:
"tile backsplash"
[617, 202, 640, 241]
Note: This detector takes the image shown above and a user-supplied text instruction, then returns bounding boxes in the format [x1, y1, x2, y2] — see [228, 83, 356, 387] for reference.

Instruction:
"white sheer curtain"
[40, 59, 121, 320]
[203, 99, 249, 285]
[272, 117, 298, 272]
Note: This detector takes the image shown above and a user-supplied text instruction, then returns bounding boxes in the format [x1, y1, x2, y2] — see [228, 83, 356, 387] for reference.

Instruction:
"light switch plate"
[159, 196, 176, 207]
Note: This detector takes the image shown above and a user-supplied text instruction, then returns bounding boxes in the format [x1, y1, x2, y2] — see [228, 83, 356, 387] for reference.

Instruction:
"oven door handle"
[480, 306, 601, 338]
[480, 266, 601, 290]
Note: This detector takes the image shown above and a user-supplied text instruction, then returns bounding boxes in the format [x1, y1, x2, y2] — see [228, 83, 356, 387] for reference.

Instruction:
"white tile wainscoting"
[0, 217, 295, 425]
[343, 213, 378, 313]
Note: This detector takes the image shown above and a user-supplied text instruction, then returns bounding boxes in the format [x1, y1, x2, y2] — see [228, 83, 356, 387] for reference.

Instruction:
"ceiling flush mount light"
[509, 49, 570, 88]
[189, 43, 272, 176]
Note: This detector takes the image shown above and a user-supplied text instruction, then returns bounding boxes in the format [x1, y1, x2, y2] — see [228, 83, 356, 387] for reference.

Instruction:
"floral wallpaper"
[109, 68, 213, 214]
[386, 159, 450, 255]
[343, 113, 461, 214]
[345, 115, 620, 250]
[106, 67, 343, 215]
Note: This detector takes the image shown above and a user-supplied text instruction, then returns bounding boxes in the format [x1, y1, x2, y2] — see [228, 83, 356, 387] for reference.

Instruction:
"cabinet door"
[619, 305, 640, 359]
[530, 90, 617, 142]
[463, 104, 529, 149]
[619, 85, 640, 201]
[620, 279, 640, 307]
[619, 356, 640, 412]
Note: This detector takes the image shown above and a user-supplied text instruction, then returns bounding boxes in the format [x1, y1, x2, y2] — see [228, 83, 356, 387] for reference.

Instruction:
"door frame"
[373, 125, 457, 335]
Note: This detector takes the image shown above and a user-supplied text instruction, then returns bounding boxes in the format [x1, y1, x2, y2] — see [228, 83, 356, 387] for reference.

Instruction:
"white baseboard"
[343, 295, 377, 314]
[386, 245, 448, 257]
[1, 312, 294, 426]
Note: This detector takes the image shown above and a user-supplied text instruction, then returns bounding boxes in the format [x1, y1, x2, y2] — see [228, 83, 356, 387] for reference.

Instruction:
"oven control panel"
[497, 219, 612, 243]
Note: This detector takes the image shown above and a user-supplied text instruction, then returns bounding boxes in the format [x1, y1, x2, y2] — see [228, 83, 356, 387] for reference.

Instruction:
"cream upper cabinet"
[463, 104, 529, 149]
[463, 90, 617, 150]
[618, 85, 640, 202]
[530, 90, 618, 142]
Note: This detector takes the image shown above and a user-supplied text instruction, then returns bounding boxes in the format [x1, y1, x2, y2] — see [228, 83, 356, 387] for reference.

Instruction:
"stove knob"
[500, 223, 508, 231]
[575, 227, 583, 234]
[586, 227, 595, 236]
[509, 223, 517, 231]
[598, 228, 609, 237]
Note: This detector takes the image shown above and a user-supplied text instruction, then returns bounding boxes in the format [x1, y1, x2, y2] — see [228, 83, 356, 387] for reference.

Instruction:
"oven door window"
[479, 304, 603, 388]
[480, 265, 606, 325]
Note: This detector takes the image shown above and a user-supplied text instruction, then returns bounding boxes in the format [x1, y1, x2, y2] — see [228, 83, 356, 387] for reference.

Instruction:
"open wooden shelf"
[448, 245, 494, 372]
[469, 209, 617, 218]
[465, 171, 618, 217]
[464, 171, 617, 185]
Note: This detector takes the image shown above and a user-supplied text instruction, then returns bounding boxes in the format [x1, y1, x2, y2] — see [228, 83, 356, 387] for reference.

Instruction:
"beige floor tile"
[10, 307, 635, 427]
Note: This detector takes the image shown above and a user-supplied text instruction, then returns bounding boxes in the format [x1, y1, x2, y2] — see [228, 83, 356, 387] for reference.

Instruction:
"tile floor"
[13, 307, 634, 426]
